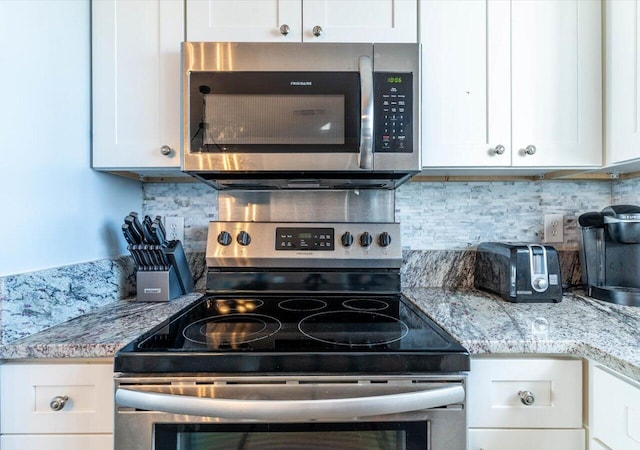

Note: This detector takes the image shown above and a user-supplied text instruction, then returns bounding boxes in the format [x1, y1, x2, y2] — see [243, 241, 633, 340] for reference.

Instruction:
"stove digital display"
[276, 227, 334, 251]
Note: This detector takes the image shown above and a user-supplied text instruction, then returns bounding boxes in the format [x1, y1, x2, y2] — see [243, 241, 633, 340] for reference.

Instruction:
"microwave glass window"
[203, 94, 345, 146]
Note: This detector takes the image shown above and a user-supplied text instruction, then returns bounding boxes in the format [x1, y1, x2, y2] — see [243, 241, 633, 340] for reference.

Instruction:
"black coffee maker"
[579, 205, 640, 306]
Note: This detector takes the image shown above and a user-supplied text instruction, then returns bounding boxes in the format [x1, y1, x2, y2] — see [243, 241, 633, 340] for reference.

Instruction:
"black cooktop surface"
[115, 295, 469, 374]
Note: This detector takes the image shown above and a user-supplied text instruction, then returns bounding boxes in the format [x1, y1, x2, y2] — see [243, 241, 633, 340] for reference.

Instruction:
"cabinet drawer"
[468, 358, 582, 428]
[469, 429, 585, 450]
[0, 362, 113, 434]
[1, 434, 112, 450]
[591, 365, 640, 450]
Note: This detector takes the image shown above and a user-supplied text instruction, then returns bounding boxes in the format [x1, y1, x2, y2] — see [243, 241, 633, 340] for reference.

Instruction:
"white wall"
[0, 0, 141, 276]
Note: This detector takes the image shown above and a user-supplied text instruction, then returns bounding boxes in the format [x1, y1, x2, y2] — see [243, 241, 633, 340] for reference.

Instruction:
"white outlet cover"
[164, 216, 184, 243]
[543, 214, 563, 243]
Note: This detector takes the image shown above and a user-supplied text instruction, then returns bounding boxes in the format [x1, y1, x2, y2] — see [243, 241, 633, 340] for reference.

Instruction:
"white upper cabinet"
[605, 0, 640, 166]
[92, 0, 183, 171]
[421, 0, 510, 167]
[186, 0, 417, 43]
[186, 0, 302, 41]
[421, 0, 602, 169]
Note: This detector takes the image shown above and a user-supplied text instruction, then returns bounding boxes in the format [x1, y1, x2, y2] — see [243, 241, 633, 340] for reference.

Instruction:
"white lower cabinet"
[0, 360, 114, 448]
[589, 363, 640, 450]
[469, 429, 586, 450]
[467, 357, 585, 450]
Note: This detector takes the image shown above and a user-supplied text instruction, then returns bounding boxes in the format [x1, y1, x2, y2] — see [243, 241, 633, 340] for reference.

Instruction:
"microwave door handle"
[115, 384, 464, 421]
[359, 55, 374, 170]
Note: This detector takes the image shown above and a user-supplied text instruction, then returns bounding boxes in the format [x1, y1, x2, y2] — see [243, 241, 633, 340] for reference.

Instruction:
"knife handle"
[151, 222, 166, 246]
[122, 224, 137, 245]
[124, 216, 144, 244]
[155, 215, 166, 237]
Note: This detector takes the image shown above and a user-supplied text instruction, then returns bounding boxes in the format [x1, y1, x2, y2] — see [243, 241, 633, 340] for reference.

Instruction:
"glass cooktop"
[115, 295, 469, 374]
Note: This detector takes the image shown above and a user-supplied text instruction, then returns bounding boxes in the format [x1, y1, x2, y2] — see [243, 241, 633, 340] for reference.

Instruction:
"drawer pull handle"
[50, 395, 69, 411]
[518, 390, 535, 406]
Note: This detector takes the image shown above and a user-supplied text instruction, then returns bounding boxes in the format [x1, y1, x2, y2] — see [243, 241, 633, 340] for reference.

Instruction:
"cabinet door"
[0, 362, 113, 434]
[421, 0, 510, 167]
[468, 358, 582, 429]
[605, 0, 640, 165]
[92, 0, 183, 170]
[303, 0, 417, 43]
[511, 0, 601, 167]
[186, 0, 301, 42]
[469, 429, 585, 450]
[591, 365, 640, 450]
[1, 435, 112, 450]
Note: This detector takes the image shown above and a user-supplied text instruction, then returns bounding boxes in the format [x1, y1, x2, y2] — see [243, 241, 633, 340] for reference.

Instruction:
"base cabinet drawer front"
[591, 365, 640, 450]
[469, 429, 586, 450]
[0, 362, 114, 434]
[1, 434, 112, 450]
[468, 358, 582, 428]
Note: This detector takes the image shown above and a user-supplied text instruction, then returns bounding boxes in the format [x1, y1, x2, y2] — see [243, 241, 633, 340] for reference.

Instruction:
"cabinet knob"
[50, 395, 69, 411]
[279, 24, 290, 36]
[523, 145, 536, 156]
[518, 390, 535, 406]
[491, 144, 506, 155]
[160, 145, 173, 156]
[312, 25, 323, 37]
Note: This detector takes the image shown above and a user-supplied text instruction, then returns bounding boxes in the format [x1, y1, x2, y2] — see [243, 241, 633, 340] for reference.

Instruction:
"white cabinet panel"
[591, 365, 640, 450]
[303, 0, 416, 43]
[468, 358, 582, 429]
[92, 0, 183, 170]
[0, 362, 113, 434]
[511, 0, 601, 167]
[421, 0, 602, 169]
[605, 0, 640, 165]
[421, 0, 510, 167]
[186, 0, 301, 41]
[1, 434, 112, 450]
[187, 0, 416, 43]
[469, 429, 585, 450]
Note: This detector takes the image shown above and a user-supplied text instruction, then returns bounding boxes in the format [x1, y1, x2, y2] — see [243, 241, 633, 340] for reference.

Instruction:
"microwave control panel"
[374, 72, 413, 153]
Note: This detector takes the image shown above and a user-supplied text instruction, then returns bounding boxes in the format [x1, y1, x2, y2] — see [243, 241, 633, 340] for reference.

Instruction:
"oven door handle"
[358, 55, 374, 170]
[115, 384, 464, 420]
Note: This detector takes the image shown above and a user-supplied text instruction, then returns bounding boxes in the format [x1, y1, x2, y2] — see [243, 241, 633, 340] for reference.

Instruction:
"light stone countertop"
[404, 288, 640, 382]
[1, 289, 638, 383]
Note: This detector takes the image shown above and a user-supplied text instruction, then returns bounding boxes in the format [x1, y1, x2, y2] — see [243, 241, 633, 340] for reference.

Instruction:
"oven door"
[115, 375, 466, 450]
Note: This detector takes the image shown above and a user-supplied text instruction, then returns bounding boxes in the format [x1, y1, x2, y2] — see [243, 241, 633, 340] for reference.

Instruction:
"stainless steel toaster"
[474, 242, 563, 303]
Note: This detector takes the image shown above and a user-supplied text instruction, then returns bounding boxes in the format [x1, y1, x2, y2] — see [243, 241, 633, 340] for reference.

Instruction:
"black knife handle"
[155, 215, 166, 237]
[124, 216, 144, 244]
[151, 222, 166, 246]
[121, 224, 137, 245]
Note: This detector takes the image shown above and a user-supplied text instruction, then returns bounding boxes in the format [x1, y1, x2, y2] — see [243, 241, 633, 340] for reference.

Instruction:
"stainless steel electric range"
[114, 222, 470, 450]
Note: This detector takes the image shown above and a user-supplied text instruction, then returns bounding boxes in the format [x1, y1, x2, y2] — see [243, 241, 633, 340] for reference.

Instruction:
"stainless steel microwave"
[181, 42, 420, 190]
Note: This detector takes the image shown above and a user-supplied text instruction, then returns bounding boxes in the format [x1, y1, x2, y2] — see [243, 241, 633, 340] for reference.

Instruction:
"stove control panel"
[276, 228, 335, 251]
[207, 222, 401, 269]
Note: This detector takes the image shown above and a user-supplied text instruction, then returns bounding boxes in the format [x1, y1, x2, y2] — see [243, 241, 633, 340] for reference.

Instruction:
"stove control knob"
[359, 231, 372, 247]
[237, 231, 251, 246]
[378, 232, 392, 247]
[341, 232, 354, 247]
[217, 231, 232, 246]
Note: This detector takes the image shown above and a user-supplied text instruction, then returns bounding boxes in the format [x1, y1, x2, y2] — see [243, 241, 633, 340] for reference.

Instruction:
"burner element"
[278, 298, 327, 312]
[298, 311, 409, 347]
[183, 314, 281, 349]
[343, 298, 389, 311]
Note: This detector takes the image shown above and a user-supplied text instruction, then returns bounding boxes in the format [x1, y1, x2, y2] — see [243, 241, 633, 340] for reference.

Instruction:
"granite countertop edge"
[1, 289, 638, 383]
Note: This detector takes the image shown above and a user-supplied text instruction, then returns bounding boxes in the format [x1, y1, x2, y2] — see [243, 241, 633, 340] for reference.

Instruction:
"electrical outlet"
[164, 216, 184, 243]
[543, 214, 564, 243]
